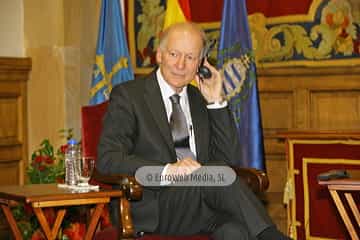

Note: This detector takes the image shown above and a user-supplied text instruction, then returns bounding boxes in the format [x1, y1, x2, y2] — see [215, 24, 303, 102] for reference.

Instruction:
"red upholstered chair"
[81, 100, 109, 172]
[81, 101, 269, 240]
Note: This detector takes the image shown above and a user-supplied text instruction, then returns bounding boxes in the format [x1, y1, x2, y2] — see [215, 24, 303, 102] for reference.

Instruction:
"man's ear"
[155, 48, 162, 64]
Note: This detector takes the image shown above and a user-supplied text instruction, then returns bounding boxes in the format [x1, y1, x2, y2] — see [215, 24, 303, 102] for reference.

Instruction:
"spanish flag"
[163, 0, 192, 30]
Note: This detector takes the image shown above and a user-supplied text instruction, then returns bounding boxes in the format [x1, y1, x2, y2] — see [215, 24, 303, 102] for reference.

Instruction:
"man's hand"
[166, 157, 201, 176]
[195, 59, 224, 103]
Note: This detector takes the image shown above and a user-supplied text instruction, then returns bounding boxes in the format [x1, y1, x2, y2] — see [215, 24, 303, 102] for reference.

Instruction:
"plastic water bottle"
[65, 139, 79, 186]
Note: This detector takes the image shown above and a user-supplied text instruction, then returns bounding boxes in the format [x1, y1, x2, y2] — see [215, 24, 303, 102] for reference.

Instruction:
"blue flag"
[90, 0, 134, 104]
[217, 0, 265, 170]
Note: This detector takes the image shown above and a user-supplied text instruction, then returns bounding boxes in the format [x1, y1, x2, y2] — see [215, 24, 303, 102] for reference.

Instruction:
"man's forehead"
[167, 31, 203, 47]
[169, 27, 201, 38]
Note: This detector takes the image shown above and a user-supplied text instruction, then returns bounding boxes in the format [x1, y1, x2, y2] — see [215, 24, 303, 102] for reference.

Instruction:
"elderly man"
[97, 22, 290, 240]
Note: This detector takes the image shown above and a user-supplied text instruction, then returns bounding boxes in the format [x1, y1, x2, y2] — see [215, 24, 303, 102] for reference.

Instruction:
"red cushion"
[94, 226, 212, 240]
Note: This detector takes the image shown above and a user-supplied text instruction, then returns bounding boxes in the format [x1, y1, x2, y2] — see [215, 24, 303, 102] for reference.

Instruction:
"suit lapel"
[188, 86, 209, 163]
[144, 72, 175, 153]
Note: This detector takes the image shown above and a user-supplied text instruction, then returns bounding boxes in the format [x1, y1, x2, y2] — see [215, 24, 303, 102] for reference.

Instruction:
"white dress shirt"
[156, 69, 197, 157]
[156, 69, 227, 184]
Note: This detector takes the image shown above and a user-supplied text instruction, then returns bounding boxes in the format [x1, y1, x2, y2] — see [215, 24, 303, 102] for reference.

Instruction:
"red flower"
[60, 144, 68, 154]
[34, 156, 44, 163]
[31, 229, 46, 240]
[44, 156, 54, 164]
[63, 222, 86, 240]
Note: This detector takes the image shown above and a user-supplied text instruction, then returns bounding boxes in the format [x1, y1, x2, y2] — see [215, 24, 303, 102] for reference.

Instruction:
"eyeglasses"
[165, 49, 200, 63]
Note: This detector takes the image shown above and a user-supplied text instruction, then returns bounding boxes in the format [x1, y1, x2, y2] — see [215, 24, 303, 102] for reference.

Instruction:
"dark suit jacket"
[97, 71, 242, 232]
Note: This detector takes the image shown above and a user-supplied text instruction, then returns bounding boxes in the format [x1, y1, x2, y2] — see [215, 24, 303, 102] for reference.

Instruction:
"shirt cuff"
[207, 100, 228, 109]
[160, 164, 172, 186]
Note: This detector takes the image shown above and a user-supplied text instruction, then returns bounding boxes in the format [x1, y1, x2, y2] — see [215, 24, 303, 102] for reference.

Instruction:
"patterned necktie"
[169, 94, 188, 142]
[169, 94, 193, 159]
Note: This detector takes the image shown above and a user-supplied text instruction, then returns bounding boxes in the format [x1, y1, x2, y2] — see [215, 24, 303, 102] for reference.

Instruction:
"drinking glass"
[75, 156, 95, 186]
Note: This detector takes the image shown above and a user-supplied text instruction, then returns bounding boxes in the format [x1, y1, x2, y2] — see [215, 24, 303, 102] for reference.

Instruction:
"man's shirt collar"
[156, 69, 188, 101]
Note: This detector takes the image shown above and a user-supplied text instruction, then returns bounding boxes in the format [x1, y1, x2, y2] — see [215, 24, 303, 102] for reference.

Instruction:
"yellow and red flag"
[163, 0, 192, 30]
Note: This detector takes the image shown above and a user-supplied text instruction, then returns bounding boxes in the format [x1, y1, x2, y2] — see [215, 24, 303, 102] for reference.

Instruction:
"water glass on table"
[75, 156, 95, 187]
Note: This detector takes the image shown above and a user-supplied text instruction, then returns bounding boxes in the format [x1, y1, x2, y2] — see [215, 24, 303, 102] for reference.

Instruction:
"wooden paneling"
[258, 66, 360, 192]
[0, 161, 20, 185]
[0, 57, 31, 185]
[261, 91, 295, 160]
[260, 91, 294, 130]
[310, 90, 360, 129]
[0, 97, 19, 141]
[257, 66, 360, 235]
[0, 57, 30, 238]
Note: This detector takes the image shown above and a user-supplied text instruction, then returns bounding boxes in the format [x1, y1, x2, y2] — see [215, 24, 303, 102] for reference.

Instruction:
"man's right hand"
[166, 157, 201, 176]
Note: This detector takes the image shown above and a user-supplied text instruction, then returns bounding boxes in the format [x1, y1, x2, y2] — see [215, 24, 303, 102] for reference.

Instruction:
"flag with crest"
[217, 0, 266, 170]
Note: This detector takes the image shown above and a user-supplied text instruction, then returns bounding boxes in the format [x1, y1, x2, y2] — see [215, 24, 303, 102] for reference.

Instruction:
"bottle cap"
[67, 139, 77, 145]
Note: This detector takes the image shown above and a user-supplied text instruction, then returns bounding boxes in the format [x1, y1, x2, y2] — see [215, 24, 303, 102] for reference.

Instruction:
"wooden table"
[319, 178, 360, 240]
[0, 184, 123, 240]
